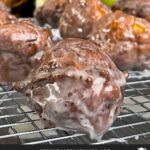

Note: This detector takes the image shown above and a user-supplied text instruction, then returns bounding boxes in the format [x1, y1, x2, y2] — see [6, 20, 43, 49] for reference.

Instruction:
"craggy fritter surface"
[0, 19, 53, 83]
[34, 0, 69, 27]
[59, 0, 111, 38]
[112, 0, 150, 22]
[15, 38, 126, 140]
[88, 11, 150, 70]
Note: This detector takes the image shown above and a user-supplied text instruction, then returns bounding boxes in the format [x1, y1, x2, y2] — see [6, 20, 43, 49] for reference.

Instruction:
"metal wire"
[0, 71, 149, 144]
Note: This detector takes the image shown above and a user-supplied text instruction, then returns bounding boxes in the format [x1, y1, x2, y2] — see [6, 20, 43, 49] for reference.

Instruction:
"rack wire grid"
[0, 70, 149, 145]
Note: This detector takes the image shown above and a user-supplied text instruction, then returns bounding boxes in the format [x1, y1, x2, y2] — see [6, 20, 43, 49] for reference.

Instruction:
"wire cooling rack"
[0, 71, 149, 145]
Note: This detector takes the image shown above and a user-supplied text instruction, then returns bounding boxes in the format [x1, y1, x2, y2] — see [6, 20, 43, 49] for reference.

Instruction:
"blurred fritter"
[0, 19, 53, 83]
[0, 9, 16, 25]
[0, 0, 9, 11]
[14, 38, 126, 140]
[88, 11, 150, 70]
[0, 0, 17, 25]
[112, 0, 150, 22]
[59, 0, 111, 38]
[34, 0, 69, 27]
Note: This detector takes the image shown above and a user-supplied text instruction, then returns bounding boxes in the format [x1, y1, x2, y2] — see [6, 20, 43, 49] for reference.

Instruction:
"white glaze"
[92, 77, 105, 96]
[11, 33, 36, 41]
